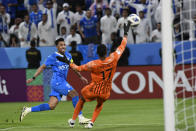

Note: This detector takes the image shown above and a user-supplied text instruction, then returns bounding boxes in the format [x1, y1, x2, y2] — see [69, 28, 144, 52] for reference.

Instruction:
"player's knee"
[68, 90, 79, 98]
[73, 90, 79, 97]
[97, 103, 103, 108]
[80, 96, 86, 102]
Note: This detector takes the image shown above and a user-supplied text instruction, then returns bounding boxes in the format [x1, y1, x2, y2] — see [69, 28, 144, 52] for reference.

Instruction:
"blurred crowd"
[0, 0, 196, 48]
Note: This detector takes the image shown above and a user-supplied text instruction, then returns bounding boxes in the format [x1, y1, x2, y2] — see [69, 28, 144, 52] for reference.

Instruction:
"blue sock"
[72, 96, 82, 115]
[31, 103, 51, 112]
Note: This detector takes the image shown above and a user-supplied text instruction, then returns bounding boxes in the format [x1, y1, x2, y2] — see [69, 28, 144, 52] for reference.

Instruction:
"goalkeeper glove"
[124, 21, 131, 36]
[56, 55, 70, 64]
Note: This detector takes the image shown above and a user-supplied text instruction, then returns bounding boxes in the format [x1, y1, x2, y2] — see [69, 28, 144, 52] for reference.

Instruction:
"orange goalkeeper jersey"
[70, 37, 127, 95]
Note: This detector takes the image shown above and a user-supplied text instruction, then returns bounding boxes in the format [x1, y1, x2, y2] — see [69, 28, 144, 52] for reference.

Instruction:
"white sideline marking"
[0, 123, 163, 130]
[0, 127, 16, 131]
[100, 123, 163, 126]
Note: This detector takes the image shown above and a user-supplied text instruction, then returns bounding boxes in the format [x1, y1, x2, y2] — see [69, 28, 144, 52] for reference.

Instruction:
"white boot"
[20, 106, 31, 122]
[78, 115, 91, 124]
[68, 119, 75, 128]
[84, 121, 94, 129]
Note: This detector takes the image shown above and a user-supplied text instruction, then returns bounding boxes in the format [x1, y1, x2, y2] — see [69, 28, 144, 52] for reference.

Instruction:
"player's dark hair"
[0, 4, 5, 8]
[30, 40, 36, 47]
[122, 7, 129, 13]
[32, 4, 38, 7]
[24, 13, 29, 17]
[70, 25, 76, 31]
[97, 44, 107, 57]
[46, 0, 53, 5]
[55, 38, 64, 46]
[70, 41, 77, 47]
[61, 26, 66, 31]
[105, 7, 111, 12]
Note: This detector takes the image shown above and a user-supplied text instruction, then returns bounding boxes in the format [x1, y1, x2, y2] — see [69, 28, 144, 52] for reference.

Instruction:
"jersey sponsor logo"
[67, 66, 196, 99]
[112, 69, 196, 95]
[0, 76, 9, 95]
[58, 64, 69, 70]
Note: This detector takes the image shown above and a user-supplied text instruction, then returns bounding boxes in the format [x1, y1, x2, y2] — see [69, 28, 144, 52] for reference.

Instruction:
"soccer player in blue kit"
[20, 38, 90, 124]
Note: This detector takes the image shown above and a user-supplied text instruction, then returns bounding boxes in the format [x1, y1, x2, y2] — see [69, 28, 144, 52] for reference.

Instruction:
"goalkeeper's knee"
[80, 96, 86, 102]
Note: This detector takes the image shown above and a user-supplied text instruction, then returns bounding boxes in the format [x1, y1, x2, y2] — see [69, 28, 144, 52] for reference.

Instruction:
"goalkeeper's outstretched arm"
[114, 22, 130, 60]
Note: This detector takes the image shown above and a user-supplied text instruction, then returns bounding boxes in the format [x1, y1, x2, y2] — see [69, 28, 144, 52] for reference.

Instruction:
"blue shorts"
[49, 80, 74, 101]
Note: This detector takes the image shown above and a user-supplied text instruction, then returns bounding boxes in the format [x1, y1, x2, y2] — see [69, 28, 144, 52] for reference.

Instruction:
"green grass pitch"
[0, 99, 164, 131]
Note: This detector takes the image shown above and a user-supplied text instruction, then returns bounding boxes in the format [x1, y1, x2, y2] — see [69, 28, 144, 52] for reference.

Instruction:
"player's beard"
[58, 48, 65, 55]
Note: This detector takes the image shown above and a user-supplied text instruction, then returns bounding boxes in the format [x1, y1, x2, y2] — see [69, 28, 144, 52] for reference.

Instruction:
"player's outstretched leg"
[20, 103, 51, 122]
[69, 90, 90, 124]
[20, 97, 58, 122]
[20, 106, 31, 122]
[84, 98, 104, 128]
[68, 98, 85, 127]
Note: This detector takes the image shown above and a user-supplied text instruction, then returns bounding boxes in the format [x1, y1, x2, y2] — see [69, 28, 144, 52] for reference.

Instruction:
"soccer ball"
[127, 14, 141, 26]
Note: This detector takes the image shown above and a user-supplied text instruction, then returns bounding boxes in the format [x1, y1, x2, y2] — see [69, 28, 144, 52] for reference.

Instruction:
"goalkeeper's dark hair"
[97, 44, 107, 57]
[55, 38, 64, 46]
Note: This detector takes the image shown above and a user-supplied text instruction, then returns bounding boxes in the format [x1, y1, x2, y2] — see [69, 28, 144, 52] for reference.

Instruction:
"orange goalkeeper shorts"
[81, 83, 111, 102]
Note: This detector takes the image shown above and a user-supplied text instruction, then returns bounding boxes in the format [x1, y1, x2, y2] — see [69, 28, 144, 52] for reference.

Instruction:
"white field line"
[0, 123, 163, 130]
[0, 127, 16, 131]
[37, 110, 139, 114]
[100, 123, 163, 126]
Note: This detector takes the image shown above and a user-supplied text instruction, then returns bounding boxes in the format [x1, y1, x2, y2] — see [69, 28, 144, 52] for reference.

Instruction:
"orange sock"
[72, 99, 84, 120]
[91, 103, 103, 123]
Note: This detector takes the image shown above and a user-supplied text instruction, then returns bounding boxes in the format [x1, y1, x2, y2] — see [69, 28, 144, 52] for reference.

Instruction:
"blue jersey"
[7, 0, 17, 19]
[0, 0, 7, 8]
[30, 10, 42, 28]
[28, 0, 38, 5]
[80, 16, 98, 38]
[45, 52, 72, 84]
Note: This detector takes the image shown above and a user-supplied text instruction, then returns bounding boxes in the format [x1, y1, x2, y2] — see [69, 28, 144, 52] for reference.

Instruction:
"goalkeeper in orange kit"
[56, 21, 131, 128]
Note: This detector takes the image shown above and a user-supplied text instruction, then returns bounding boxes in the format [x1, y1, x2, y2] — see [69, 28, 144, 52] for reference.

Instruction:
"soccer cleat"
[84, 121, 94, 129]
[20, 106, 30, 122]
[78, 116, 91, 124]
[68, 119, 75, 128]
